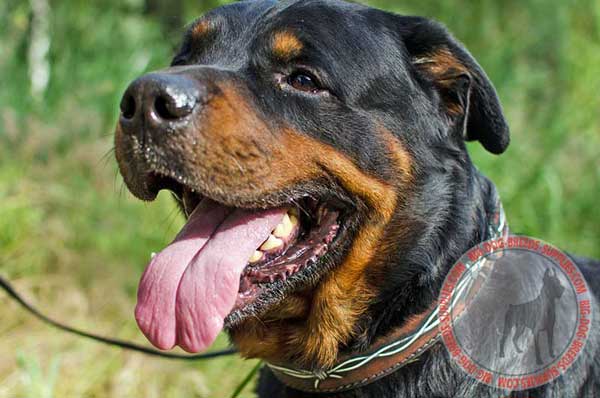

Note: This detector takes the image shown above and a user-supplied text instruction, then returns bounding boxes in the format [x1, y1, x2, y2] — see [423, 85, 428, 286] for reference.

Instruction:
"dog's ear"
[398, 16, 510, 154]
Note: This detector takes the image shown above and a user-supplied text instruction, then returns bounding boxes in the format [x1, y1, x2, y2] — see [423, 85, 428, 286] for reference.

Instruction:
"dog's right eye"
[288, 72, 319, 93]
[286, 70, 326, 94]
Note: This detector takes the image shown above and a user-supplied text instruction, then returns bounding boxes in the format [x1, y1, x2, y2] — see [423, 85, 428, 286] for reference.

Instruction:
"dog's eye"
[287, 71, 321, 93]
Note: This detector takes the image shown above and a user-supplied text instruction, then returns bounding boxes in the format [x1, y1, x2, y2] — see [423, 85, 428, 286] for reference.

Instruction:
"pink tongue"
[135, 199, 286, 352]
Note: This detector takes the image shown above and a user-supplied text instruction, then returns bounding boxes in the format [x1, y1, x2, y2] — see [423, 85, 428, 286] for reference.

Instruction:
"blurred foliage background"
[0, 0, 598, 397]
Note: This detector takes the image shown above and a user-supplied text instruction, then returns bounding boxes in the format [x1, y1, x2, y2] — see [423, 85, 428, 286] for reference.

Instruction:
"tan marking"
[414, 48, 468, 80]
[272, 31, 303, 60]
[192, 19, 212, 37]
[414, 48, 470, 116]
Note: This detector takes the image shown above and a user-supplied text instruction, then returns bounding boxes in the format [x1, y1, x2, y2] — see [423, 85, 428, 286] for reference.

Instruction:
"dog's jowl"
[115, 0, 600, 396]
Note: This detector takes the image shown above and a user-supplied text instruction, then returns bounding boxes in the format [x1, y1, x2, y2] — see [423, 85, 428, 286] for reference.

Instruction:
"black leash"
[0, 275, 236, 360]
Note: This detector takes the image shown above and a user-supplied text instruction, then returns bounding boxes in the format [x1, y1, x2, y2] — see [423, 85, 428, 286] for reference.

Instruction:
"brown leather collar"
[267, 192, 508, 394]
[267, 303, 441, 393]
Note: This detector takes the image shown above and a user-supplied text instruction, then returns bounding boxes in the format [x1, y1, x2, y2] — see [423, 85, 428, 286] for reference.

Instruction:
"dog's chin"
[135, 169, 358, 328]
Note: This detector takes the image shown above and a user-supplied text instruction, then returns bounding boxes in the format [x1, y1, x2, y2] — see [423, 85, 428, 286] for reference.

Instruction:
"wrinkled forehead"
[176, 0, 394, 71]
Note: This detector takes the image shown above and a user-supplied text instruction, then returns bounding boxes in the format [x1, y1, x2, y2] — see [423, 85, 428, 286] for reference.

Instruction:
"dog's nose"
[119, 73, 203, 135]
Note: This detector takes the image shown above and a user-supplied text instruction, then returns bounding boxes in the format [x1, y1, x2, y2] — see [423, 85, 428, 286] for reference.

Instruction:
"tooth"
[289, 207, 299, 218]
[273, 214, 293, 238]
[150, 252, 157, 259]
[289, 213, 299, 226]
[260, 235, 283, 251]
[249, 250, 263, 263]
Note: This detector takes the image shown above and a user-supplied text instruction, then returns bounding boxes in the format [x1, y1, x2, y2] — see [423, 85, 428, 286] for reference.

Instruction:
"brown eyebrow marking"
[272, 31, 303, 60]
[191, 19, 212, 38]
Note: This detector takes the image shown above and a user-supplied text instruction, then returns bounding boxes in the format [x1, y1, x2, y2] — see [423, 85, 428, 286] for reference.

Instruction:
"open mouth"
[237, 201, 340, 307]
[134, 172, 348, 353]
[181, 185, 344, 313]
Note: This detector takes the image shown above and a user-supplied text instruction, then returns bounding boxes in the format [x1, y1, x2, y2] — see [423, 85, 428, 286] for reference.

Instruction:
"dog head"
[115, 0, 509, 368]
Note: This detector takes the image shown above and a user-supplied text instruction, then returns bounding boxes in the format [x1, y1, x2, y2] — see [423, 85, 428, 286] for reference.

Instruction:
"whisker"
[99, 146, 115, 166]
[162, 203, 182, 241]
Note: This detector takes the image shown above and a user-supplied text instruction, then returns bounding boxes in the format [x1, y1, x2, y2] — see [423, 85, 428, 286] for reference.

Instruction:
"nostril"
[120, 94, 136, 119]
[154, 96, 179, 120]
[120, 73, 202, 128]
[153, 90, 198, 120]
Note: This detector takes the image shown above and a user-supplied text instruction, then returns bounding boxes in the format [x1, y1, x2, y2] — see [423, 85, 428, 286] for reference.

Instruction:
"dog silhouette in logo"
[499, 267, 565, 365]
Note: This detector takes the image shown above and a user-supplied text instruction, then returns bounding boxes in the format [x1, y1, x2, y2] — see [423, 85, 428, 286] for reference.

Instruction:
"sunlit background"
[1, 0, 599, 397]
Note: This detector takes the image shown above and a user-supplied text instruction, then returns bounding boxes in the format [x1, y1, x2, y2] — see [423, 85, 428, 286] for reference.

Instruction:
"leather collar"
[267, 191, 508, 394]
[268, 304, 441, 393]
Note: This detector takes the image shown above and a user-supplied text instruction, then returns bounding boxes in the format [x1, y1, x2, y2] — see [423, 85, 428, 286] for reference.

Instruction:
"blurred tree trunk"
[28, 0, 50, 101]
[145, 0, 184, 42]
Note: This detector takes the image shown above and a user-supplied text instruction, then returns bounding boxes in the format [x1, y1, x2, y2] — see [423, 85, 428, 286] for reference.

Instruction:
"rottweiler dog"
[114, 0, 600, 396]
[499, 268, 565, 365]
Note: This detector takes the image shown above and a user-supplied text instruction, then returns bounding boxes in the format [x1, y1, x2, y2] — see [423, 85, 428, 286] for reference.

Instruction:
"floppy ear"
[544, 268, 551, 279]
[398, 16, 510, 154]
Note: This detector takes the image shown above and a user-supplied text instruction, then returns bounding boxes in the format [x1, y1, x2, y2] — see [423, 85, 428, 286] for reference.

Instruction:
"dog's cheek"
[279, 132, 414, 367]
[184, 87, 326, 201]
[295, 131, 414, 367]
[230, 129, 414, 367]
[190, 87, 277, 188]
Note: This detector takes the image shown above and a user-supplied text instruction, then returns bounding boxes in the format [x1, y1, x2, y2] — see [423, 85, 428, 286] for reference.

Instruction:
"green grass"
[1, 1, 599, 397]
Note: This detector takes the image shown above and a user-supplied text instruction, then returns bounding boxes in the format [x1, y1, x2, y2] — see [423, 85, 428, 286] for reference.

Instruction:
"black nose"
[119, 73, 203, 134]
